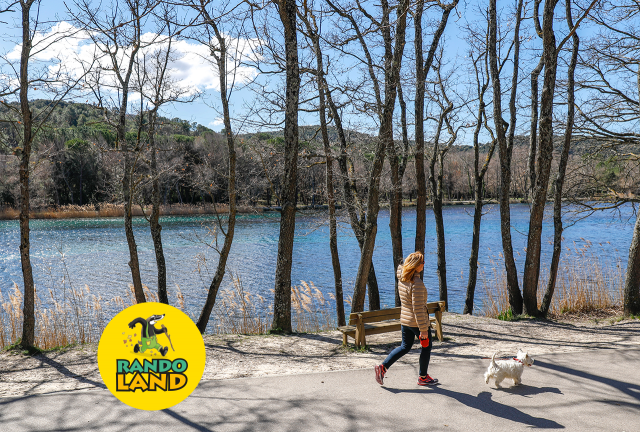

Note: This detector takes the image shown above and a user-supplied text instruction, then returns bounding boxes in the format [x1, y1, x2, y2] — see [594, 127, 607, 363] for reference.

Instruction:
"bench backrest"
[348, 307, 400, 325]
[347, 301, 445, 325]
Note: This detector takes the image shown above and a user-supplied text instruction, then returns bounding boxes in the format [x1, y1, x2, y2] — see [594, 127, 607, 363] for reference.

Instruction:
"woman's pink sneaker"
[417, 375, 438, 386]
[375, 364, 386, 385]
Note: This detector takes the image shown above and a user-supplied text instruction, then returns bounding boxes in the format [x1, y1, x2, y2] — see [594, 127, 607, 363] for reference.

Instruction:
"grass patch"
[481, 241, 624, 320]
[1, 270, 339, 350]
[340, 344, 371, 353]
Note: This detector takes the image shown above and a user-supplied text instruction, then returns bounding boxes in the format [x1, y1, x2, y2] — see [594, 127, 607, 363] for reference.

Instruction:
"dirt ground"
[1, 312, 639, 397]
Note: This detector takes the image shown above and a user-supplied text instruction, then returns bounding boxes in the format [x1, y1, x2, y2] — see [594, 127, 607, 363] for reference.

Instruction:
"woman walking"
[374, 252, 438, 386]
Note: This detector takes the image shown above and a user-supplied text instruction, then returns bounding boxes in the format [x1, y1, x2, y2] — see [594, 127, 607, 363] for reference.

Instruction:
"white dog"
[484, 350, 534, 388]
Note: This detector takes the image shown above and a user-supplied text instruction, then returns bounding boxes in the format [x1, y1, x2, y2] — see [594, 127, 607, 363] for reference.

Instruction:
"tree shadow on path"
[536, 358, 640, 403]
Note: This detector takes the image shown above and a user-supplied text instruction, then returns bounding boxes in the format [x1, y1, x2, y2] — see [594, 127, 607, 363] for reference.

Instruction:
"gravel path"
[1, 313, 639, 397]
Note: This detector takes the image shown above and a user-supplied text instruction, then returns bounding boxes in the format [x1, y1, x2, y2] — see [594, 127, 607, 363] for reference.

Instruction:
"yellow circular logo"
[97, 302, 206, 410]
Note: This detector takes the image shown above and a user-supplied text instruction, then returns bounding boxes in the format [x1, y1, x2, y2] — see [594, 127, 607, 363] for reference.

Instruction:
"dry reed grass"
[481, 239, 624, 319]
[0, 274, 337, 350]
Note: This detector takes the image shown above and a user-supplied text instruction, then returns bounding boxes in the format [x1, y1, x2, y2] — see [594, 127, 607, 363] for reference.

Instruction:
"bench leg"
[435, 310, 443, 341]
[343, 333, 347, 346]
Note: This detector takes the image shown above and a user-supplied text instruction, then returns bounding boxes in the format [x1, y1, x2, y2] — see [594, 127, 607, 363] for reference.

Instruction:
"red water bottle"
[419, 335, 429, 348]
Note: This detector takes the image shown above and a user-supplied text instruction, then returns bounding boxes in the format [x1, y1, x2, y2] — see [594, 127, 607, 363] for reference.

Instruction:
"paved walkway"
[1, 348, 638, 431]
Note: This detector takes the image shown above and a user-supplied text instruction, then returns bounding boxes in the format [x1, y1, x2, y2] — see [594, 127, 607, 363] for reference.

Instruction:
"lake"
[0, 204, 635, 323]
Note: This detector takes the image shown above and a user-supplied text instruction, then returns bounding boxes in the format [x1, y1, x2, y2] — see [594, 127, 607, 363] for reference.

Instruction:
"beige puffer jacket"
[397, 265, 430, 332]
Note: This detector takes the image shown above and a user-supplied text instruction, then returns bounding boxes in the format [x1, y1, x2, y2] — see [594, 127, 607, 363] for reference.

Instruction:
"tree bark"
[528, 58, 544, 201]
[523, 0, 560, 317]
[300, 8, 346, 326]
[351, 0, 409, 313]
[541, 0, 578, 317]
[149, 110, 168, 304]
[326, 87, 380, 311]
[388, 82, 410, 306]
[19, 0, 36, 349]
[428, 105, 453, 311]
[413, 0, 458, 263]
[624, 210, 640, 316]
[271, 0, 300, 332]
[464, 58, 495, 315]
[488, 0, 523, 315]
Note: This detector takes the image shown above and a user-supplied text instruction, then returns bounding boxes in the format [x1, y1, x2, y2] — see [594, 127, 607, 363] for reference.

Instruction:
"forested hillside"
[1, 101, 630, 211]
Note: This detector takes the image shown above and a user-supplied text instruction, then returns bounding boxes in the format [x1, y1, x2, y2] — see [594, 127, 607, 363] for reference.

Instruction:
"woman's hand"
[420, 331, 429, 340]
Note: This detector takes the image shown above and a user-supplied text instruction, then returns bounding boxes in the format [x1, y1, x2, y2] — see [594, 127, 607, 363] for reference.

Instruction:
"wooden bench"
[337, 301, 446, 348]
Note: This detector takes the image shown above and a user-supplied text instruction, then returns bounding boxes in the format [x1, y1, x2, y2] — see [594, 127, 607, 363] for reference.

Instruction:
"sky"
[0, 0, 263, 131]
[0, 0, 556, 141]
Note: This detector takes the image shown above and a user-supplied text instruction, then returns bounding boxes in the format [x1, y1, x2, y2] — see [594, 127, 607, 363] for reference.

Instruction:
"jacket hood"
[397, 264, 403, 279]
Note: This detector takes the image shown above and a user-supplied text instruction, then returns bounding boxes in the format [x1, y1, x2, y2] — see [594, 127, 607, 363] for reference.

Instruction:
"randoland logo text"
[116, 358, 189, 392]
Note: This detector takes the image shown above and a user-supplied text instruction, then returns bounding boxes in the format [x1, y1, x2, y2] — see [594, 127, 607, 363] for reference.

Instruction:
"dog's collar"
[512, 357, 522, 363]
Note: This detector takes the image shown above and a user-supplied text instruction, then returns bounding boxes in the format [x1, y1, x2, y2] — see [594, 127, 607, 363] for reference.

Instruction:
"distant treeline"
[0, 101, 632, 211]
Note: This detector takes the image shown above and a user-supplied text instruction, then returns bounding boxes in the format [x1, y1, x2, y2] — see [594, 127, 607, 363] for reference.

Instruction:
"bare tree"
[488, 0, 523, 315]
[574, 0, 640, 316]
[181, 0, 243, 333]
[522, 0, 597, 316]
[298, 2, 345, 326]
[413, 0, 459, 273]
[71, 0, 163, 304]
[270, 0, 300, 332]
[133, 3, 195, 305]
[464, 39, 497, 315]
[540, 0, 579, 317]
[0, 0, 92, 347]
[328, 0, 409, 313]
[426, 58, 463, 310]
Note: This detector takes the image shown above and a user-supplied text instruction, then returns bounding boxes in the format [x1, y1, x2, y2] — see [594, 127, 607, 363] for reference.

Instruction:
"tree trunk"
[528, 58, 544, 201]
[429, 126, 449, 310]
[271, 0, 300, 332]
[624, 211, 640, 316]
[19, 0, 36, 348]
[351, 0, 409, 313]
[465, 190, 483, 314]
[413, 0, 458, 264]
[388, 83, 408, 307]
[149, 110, 168, 304]
[303, 11, 346, 326]
[433, 187, 447, 307]
[488, 0, 523, 315]
[189, 8, 239, 334]
[464, 66, 495, 315]
[326, 83, 380, 311]
[20, 2, 36, 348]
[523, 0, 560, 317]
[541, 0, 578, 317]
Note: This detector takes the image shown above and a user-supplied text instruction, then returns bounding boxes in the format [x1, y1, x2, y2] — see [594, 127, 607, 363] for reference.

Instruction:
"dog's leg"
[494, 373, 504, 388]
[484, 372, 490, 384]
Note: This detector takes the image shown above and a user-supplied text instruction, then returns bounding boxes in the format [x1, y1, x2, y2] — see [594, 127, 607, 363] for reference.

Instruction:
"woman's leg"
[418, 327, 433, 377]
[382, 326, 417, 370]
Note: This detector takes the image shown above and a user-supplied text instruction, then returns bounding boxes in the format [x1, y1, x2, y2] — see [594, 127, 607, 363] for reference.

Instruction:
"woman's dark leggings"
[382, 325, 432, 376]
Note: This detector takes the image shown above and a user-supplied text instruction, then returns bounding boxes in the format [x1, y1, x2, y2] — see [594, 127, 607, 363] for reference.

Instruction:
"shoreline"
[0, 199, 531, 221]
[0, 198, 622, 221]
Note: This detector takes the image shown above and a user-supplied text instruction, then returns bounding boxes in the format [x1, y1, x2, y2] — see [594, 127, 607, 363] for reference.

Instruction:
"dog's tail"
[490, 352, 498, 367]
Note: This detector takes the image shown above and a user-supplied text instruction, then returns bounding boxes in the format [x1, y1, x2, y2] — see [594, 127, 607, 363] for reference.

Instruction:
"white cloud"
[3, 22, 260, 99]
[208, 118, 224, 127]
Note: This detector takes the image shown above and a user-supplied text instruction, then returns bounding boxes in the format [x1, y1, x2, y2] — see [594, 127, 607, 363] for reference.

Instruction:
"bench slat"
[348, 307, 401, 325]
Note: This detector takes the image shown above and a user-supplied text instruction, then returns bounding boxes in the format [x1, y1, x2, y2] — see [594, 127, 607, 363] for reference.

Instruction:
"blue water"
[0, 204, 635, 320]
